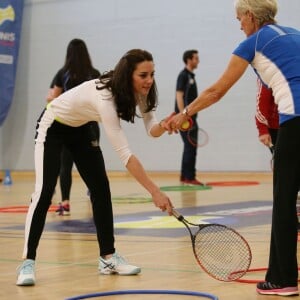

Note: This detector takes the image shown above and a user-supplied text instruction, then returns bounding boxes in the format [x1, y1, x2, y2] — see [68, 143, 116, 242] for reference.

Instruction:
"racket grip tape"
[172, 209, 184, 221]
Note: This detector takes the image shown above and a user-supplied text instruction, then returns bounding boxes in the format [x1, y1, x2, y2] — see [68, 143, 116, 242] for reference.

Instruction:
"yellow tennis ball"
[181, 121, 190, 130]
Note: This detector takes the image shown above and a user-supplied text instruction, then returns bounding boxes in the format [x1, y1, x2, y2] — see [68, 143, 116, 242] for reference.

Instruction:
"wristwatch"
[182, 107, 190, 117]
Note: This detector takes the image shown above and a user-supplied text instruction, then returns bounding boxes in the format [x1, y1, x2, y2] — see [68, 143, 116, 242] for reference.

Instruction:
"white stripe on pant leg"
[22, 109, 55, 259]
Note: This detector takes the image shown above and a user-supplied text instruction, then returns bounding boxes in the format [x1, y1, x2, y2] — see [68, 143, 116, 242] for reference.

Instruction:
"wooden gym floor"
[0, 171, 299, 300]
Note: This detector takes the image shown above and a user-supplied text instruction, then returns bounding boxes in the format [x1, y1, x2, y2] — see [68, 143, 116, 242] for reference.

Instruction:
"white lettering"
[0, 54, 13, 64]
[0, 31, 15, 42]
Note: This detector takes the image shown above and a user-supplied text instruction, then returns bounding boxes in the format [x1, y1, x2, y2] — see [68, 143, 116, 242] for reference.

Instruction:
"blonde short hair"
[234, 0, 277, 26]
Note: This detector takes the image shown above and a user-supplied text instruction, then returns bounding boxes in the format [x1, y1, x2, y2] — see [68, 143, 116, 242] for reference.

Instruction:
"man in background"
[175, 49, 203, 185]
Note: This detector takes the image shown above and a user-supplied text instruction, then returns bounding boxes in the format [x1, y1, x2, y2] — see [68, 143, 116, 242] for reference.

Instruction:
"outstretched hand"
[165, 112, 189, 133]
[151, 190, 173, 215]
[160, 112, 178, 134]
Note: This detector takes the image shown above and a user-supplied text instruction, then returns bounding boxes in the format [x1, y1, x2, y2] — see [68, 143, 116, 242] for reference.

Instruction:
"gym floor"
[0, 171, 298, 300]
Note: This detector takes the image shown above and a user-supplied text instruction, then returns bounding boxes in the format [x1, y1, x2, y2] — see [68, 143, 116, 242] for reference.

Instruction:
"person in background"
[46, 38, 100, 216]
[175, 49, 204, 186]
[256, 79, 300, 226]
[166, 0, 300, 296]
[255, 78, 279, 150]
[16, 49, 173, 286]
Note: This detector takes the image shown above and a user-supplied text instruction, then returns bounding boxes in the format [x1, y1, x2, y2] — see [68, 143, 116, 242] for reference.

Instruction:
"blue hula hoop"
[65, 289, 218, 300]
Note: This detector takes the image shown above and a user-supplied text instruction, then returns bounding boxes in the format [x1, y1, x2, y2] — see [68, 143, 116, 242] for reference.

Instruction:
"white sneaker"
[16, 259, 35, 286]
[99, 252, 141, 275]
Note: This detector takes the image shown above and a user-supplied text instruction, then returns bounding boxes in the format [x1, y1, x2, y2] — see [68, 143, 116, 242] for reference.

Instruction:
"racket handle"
[180, 118, 193, 131]
[172, 209, 184, 221]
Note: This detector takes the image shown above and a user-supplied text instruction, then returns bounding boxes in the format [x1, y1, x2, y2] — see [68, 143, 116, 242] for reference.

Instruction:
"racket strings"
[193, 225, 251, 281]
[187, 128, 209, 147]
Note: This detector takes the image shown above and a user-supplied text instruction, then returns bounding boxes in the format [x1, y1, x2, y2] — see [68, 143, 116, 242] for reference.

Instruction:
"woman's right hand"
[259, 134, 272, 147]
[151, 190, 173, 215]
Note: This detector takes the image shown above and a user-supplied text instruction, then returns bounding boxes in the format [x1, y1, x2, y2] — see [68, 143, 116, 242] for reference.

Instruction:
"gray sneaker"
[99, 252, 141, 275]
[16, 259, 35, 286]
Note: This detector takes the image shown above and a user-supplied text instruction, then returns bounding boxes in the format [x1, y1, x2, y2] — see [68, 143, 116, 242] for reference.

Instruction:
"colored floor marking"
[0, 197, 152, 214]
[3, 200, 273, 238]
[160, 185, 212, 191]
[112, 197, 152, 204]
[0, 205, 58, 213]
[205, 181, 259, 187]
[115, 215, 222, 229]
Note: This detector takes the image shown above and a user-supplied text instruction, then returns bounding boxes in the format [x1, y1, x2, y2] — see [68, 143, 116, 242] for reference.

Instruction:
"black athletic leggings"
[265, 117, 300, 286]
[23, 110, 114, 260]
[59, 121, 100, 201]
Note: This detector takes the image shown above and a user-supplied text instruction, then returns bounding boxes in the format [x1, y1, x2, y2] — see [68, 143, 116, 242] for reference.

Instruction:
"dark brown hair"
[183, 49, 198, 64]
[97, 49, 158, 123]
[62, 38, 97, 87]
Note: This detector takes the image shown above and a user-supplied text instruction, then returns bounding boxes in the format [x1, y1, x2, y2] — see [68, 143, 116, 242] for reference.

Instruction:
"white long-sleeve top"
[48, 79, 158, 165]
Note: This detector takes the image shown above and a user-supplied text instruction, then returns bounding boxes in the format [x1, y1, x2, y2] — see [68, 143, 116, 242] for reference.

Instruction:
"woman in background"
[47, 38, 100, 215]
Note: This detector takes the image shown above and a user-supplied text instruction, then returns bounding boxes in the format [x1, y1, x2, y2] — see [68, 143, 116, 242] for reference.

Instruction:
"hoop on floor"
[65, 289, 218, 300]
[205, 181, 259, 187]
[235, 267, 300, 284]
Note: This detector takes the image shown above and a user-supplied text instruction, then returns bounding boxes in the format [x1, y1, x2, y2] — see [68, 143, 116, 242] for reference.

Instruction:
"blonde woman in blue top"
[166, 0, 300, 296]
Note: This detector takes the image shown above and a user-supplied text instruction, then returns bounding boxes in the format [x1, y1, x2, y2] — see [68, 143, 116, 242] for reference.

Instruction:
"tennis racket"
[172, 209, 252, 282]
[180, 118, 209, 147]
[187, 127, 209, 148]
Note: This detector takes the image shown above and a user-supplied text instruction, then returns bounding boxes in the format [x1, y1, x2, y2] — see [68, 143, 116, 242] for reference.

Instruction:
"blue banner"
[0, 0, 24, 126]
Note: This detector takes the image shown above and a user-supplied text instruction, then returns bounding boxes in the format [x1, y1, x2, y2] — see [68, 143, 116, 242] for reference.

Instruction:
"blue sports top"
[233, 24, 300, 124]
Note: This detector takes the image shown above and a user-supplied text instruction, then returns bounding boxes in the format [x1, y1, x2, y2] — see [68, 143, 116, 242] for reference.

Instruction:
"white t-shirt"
[48, 79, 158, 165]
